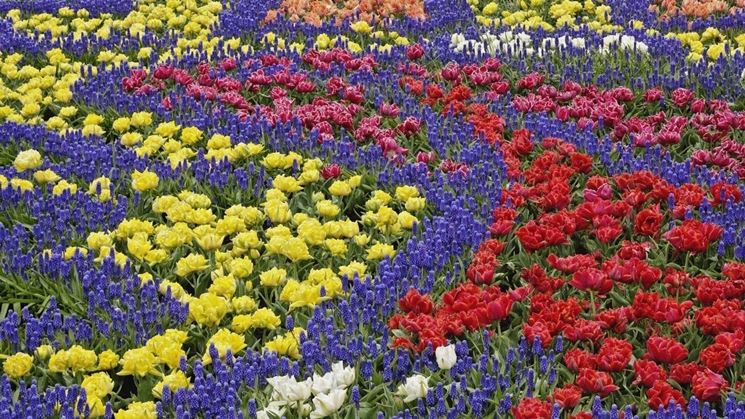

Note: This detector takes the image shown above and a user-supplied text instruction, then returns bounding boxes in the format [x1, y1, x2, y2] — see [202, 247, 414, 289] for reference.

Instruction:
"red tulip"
[699, 343, 735, 373]
[553, 385, 582, 408]
[320, 164, 342, 180]
[633, 360, 667, 387]
[570, 268, 613, 294]
[486, 294, 513, 322]
[692, 369, 728, 402]
[646, 336, 689, 364]
[512, 398, 552, 419]
[405, 44, 425, 61]
[597, 338, 632, 372]
[646, 380, 686, 410]
[634, 204, 664, 236]
[576, 369, 618, 396]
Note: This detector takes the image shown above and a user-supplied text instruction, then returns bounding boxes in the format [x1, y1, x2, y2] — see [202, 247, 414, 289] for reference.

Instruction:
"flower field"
[0, 0, 744, 418]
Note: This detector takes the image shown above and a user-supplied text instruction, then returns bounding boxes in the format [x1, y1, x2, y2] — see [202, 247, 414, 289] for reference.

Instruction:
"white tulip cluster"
[450, 31, 534, 56]
[451, 31, 587, 58]
[541, 35, 586, 50]
[258, 362, 356, 419]
[601, 34, 650, 54]
[451, 30, 649, 58]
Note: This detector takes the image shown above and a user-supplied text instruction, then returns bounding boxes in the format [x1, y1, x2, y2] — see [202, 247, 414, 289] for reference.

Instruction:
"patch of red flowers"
[384, 58, 742, 411]
[389, 281, 528, 352]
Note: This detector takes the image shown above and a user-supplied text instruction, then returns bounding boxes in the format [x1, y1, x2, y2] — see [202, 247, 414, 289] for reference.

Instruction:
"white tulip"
[557, 36, 570, 49]
[602, 34, 649, 55]
[515, 33, 532, 45]
[397, 374, 429, 403]
[601, 34, 620, 53]
[265, 375, 288, 392]
[450, 34, 467, 53]
[620, 35, 637, 50]
[331, 362, 356, 388]
[435, 344, 457, 370]
[570, 37, 586, 49]
[480, 33, 498, 44]
[468, 41, 486, 55]
[485, 41, 500, 56]
[311, 372, 336, 395]
[542, 37, 558, 50]
[299, 402, 313, 416]
[267, 375, 312, 402]
[256, 401, 287, 419]
[310, 388, 347, 418]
